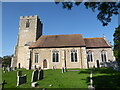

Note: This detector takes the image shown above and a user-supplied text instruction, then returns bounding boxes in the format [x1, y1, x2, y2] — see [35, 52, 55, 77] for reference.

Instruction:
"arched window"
[101, 50, 107, 62]
[52, 50, 59, 62]
[87, 51, 93, 62]
[26, 19, 30, 28]
[71, 49, 77, 62]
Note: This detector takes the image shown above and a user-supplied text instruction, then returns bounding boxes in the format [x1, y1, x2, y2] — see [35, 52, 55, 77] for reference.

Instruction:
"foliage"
[113, 25, 120, 63]
[2, 55, 12, 67]
[55, 1, 120, 26]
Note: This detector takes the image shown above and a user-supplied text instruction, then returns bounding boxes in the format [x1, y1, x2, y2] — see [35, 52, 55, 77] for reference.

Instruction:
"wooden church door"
[43, 59, 47, 68]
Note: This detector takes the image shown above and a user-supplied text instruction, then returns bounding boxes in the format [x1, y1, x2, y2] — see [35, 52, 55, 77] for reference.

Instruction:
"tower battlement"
[20, 15, 38, 19]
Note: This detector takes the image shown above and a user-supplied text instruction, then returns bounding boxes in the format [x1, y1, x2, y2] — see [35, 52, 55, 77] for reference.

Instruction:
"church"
[11, 15, 115, 69]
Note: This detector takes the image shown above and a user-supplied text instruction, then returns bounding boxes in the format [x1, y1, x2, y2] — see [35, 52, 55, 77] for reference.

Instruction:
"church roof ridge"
[42, 34, 82, 37]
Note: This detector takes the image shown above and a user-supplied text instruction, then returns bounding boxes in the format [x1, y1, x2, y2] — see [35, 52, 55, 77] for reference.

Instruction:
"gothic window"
[71, 49, 77, 62]
[35, 53, 39, 63]
[87, 51, 93, 62]
[101, 50, 107, 62]
[52, 50, 59, 62]
[26, 19, 30, 28]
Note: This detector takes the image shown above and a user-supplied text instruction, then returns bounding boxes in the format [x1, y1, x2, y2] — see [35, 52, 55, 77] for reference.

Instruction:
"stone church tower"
[11, 15, 42, 69]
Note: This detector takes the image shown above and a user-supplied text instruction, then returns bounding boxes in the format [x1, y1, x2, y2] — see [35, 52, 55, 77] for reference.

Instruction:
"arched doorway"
[43, 59, 47, 68]
[96, 60, 100, 68]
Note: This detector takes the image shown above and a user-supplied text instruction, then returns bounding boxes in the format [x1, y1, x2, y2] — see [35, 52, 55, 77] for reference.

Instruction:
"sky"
[2, 2, 119, 56]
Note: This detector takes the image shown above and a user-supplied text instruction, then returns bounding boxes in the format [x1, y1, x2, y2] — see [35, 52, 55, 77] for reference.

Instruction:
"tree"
[55, 1, 120, 26]
[2, 55, 12, 67]
[113, 25, 120, 64]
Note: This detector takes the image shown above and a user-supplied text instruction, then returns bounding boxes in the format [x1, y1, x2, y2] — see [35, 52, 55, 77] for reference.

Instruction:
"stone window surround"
[101, 50, 107, 62]
[70, 49, 78, 62]
[52, 50, 59, 62]
[87, 50, 93, 62]
[35, 53, 39, 63]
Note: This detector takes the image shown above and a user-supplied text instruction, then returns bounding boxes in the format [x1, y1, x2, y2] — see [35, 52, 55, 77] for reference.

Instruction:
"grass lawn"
[93, 68, 120, 89]
[2, 68, 120, 89]
[2, 68, 90, 88]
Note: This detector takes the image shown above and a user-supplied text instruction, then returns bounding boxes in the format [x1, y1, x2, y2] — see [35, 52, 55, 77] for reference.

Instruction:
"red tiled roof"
[29, 34, 86, 48]
[84, 38, 111, 48]
[29, 35, 111, 49]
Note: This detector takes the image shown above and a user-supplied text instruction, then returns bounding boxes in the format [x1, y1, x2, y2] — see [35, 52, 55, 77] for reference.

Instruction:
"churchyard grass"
[2, 68, 120, 88]
[93, 68, 120, 89]
[2, 69, 89, 88]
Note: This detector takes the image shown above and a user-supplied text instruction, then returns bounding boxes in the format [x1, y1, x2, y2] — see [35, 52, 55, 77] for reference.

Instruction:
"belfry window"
[52, 50, 59, 62]
[71, 49, 77, 62]
[35, 53, 39, 63]
[87, 51, 93, 62]
[26, 19, 30, 28]
[101, 50, 107, 62]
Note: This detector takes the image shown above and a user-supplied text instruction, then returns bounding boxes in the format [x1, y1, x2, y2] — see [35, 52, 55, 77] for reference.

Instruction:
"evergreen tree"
[113, 25, 120, 63]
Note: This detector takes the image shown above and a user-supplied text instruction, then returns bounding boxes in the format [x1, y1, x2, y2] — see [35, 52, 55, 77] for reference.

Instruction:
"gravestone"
[52, 66, 55, 70]
[17, 74, 27, 86]
[31, 70, 38, 82]
[31, 82, 38, 87]
[38, 66, 41, 70]
[17, 71, 22, 76]
[8, 67, 12, 72]
[13, 67, 17, 71]
[34, 65, 37, 70]
[2, 67, 5, 71]
[3, 67, 6, 73]
[62, 67, 64, 73]
[38, 69, 44, 80]
[64, 67, 67, 72]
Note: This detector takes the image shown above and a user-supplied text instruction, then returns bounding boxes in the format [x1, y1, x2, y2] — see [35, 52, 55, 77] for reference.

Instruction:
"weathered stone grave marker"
[62, 67, 64, 73]
[38, 69, 44, 80]
[13, 67, 17, 71]
[17, 71, 27, 86]
[17, 74, 27, 86]
[31, 70, 38, 82]
[17, 71, 22, 76]
[2, 67, 6, 73]
[8, 67, 12, 72]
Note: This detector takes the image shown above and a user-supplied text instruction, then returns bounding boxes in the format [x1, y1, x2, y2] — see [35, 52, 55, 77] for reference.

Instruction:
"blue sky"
[2, 2, 118, 56]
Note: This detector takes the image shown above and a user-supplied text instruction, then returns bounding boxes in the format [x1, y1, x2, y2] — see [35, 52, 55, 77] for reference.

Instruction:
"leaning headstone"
[38, 69, 44, 80]
[31, 70, 38, 82]
[17, 71, 22, 76]
[17, 74, 27, 86]
[31, 82, 38, 87]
